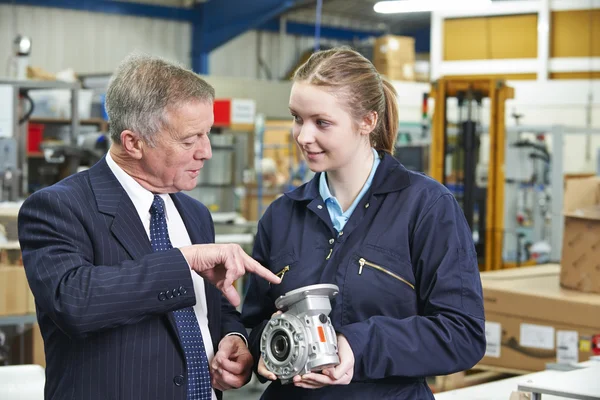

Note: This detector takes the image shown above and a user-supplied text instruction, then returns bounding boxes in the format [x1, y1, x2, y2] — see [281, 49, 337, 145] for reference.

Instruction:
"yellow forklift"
[429, 78, 514, 272]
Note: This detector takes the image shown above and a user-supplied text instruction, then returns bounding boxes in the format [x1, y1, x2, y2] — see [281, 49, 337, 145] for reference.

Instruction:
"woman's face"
[289, 82, 370, 173]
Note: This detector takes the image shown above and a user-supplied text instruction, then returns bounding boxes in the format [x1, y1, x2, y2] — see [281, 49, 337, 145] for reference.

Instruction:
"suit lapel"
[89, 158, 152, 259]
[90, 159, 190, 357]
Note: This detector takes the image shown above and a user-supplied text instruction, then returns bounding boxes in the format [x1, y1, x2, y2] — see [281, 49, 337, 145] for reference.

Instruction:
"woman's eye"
[317, 120, 330, 127]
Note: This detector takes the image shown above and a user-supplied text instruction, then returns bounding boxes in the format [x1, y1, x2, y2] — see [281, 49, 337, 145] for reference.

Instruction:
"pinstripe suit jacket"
[18, 157, 246, 400]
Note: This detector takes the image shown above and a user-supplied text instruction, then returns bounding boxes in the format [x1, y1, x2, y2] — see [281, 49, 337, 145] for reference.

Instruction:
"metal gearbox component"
[260, 284, 340, 384]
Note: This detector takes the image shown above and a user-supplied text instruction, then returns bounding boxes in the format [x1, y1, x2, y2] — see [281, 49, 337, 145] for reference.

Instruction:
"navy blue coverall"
[242, 152, 486, 399]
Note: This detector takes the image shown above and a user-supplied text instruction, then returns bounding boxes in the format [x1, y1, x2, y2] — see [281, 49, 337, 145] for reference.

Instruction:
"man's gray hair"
[105, 53, 215, 146]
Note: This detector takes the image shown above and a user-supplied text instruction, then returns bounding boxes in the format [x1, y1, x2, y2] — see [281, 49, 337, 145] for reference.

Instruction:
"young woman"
[241, 47, 486, 399]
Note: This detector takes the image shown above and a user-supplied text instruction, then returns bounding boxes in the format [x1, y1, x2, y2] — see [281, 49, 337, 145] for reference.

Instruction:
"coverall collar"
[285, 151, 412, 202]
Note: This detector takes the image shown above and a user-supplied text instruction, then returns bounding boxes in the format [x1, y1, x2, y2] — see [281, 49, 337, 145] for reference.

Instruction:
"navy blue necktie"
[149, 195, 212, 400]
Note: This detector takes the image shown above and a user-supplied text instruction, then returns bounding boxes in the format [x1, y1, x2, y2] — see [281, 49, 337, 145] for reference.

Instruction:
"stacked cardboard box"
[560, 176, 600, 294]
[10, 324, 45, 368]
[0, 206, 19, 241]
[0, 206, 22, 266]
[0, 265, 30, 316]
[372, 35, 416, 81]
[479, 265, 600, 372]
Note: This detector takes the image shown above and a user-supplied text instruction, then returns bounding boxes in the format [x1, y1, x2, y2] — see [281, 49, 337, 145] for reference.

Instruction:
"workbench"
[434, 359, 600, 400]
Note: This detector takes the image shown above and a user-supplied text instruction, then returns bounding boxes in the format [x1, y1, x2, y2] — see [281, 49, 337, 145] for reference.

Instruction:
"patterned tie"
[149, 195, 212, 400]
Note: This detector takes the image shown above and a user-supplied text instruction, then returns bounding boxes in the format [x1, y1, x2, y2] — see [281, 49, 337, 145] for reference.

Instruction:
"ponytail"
[375, 79, 399, 154]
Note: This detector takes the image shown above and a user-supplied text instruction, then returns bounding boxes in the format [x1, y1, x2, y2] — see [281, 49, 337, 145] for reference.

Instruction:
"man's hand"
[179, 243, 280, 306]
[292, 333, 354, 389]
[210, 335, 253, 391]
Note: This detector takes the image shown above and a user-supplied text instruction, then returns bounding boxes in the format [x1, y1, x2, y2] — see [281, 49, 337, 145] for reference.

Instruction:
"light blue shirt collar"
[319, 148, 380, 232]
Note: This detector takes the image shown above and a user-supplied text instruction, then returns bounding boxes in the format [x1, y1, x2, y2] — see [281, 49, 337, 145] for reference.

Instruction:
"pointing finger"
[244, 257, 281, 284]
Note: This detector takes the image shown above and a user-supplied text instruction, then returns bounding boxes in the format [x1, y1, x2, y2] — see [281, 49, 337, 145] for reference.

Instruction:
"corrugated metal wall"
[209, 29, 348, 79]
[0, 4, 191, 75]
[0, 4, 361, 79]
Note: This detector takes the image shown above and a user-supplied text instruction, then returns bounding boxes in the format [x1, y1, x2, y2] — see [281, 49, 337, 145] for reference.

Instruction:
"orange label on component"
[317, 326, 326, 342]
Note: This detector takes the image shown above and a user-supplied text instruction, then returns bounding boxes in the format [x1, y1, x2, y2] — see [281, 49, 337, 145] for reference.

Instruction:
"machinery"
[39, 132, 109, 177]
[0, 79, 84, 198]
[393, 94, 431, 174]
[503, 124, 552, 266]
[261, 284, 340, 384]
[429, 78, 514, 271]
[0, 138, 19, 202]
[8, 35, 32, 80]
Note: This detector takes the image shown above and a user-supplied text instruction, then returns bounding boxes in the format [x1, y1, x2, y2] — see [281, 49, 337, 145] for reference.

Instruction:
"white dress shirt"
[106, 152, 217, 399]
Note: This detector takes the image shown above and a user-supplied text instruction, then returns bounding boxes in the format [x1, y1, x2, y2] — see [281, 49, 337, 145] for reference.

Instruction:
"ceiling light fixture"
[373, 0, 492, 14]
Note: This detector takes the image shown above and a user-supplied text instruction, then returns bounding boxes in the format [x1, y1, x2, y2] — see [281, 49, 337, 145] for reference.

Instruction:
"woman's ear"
[359, 111, 378, 136]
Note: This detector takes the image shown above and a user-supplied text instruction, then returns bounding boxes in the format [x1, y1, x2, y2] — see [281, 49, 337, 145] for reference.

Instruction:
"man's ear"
[120, 130, 144, 160]
[359, 111, 378, 136]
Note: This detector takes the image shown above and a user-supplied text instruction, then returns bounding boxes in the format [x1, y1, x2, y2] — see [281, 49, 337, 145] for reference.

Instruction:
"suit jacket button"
[179, 286, 187, 295]
[166, 290, 174, 299]
[173, 375, 185, 386]
[173, 288, 181, 296]
[158, 292, 167, 301]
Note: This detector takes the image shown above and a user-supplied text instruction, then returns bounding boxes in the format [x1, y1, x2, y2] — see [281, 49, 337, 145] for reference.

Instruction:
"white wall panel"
[0, 5, 191, 76]
[209, 31, 260, 79]
[209, 29, 352, 79]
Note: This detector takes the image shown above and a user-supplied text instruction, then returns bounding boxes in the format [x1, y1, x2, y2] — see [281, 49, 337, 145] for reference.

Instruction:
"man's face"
[140, 100, 213, 193]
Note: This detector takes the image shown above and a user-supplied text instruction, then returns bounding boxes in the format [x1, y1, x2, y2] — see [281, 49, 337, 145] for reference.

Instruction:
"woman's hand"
[257, 355, 278, 381]
[257, 310, 282, 381]
[292, 333, 354, 389]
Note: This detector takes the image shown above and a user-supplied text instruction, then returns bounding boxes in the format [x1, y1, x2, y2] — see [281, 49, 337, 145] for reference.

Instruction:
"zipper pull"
[358, 258, 365, 275]
[276, 266, 290, 280]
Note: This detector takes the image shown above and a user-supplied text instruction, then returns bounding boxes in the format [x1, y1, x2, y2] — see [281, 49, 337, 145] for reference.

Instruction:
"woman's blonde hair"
[293, 47, 399, 153]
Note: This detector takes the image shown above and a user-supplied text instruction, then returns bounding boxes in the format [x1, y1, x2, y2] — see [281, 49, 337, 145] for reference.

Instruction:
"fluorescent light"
[373, 0, 492, 14]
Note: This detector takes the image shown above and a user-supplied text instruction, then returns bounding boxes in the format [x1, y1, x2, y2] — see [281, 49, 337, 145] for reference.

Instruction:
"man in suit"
[17, 54, 280, 400]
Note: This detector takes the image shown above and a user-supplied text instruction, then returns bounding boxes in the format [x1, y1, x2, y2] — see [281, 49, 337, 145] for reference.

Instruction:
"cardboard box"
[480, 265, 600, 372]
[561, 176, 600, 294]
[27, 286, 36, 314]
[373, 35, 416, 81]
[373, 35, 415, 62]
[0, 205, 20, 241]
[0, 266, 29, 316]
[10, 324, 45, 367]
[241, 186, 279, 222]
[374, 59, 416, 81]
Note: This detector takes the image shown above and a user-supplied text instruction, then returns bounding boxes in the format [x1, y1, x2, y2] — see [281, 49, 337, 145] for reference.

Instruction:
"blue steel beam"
[259, 18, 384, 42]
[260, 19, 430, 53]
[399, 27, 430, 53]
[192, 0, 299, 74]
[0, 0, 191, 21]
